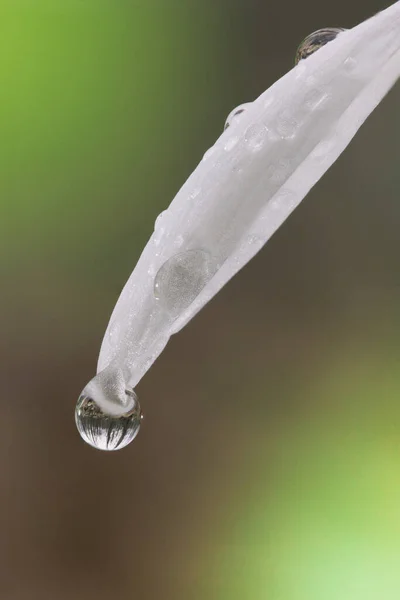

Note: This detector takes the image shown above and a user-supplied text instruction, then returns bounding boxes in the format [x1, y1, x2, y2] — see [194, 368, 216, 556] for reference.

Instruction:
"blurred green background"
[1, 1, 400, 598]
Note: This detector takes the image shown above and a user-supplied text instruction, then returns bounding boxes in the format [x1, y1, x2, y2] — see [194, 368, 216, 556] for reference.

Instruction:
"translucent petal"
[94, 2, 400, 409]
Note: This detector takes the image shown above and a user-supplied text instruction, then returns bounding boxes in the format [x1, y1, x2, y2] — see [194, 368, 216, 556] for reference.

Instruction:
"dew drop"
[75, 370, 142, 451]
[244, 123, 268, 151]
[224, 103, 252, 130]
[154, 249, 218, 317]
[295, 28, 347, 65]
[75, 392, 142, 451]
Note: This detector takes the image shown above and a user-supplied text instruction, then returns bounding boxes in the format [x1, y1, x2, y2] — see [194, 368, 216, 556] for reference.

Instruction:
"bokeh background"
[2, 0, 400, 598]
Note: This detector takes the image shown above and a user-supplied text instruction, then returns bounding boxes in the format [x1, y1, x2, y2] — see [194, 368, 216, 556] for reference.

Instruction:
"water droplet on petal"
[190, 187, 201, 200]
[295, 28, 347, 65]
[224, 103, 252, 130]
[244, 123, 268, 151]
[75, 371, 142, 451]
[154, 249, 218, 317]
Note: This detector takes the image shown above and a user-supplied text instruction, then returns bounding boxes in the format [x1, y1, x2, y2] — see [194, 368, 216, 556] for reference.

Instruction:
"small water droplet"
[244, 123, 268, 151]
[75, 371, 142, 451]
[154, 249, 218, 317]
[224, 136, 239, 151]
[224, 103, 252, 130]
[295, 28, 346, 65]
[190, 187, 201, 200]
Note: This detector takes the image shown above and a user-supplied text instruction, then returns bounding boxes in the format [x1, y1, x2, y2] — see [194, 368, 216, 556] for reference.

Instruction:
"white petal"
[97, 2, 400, 399]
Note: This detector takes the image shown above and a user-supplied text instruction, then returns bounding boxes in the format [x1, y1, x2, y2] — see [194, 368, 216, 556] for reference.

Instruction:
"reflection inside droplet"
[295, 28, 346, 65]
[75, 388, 142, 451]
[224, 102, 252, 130]
[154, 249, 218, 317]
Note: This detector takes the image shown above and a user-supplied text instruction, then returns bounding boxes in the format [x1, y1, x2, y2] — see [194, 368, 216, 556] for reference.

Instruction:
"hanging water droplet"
[75, 389, 142, 451]
[154, 249, 218, 317]
[244, 123, 268, 151]
[224, 103, 252, 130]
[295, 28, 346, 65]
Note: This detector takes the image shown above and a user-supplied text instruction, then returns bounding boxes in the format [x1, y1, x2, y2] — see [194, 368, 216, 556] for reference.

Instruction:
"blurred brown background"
[1, 1, 400, 599]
